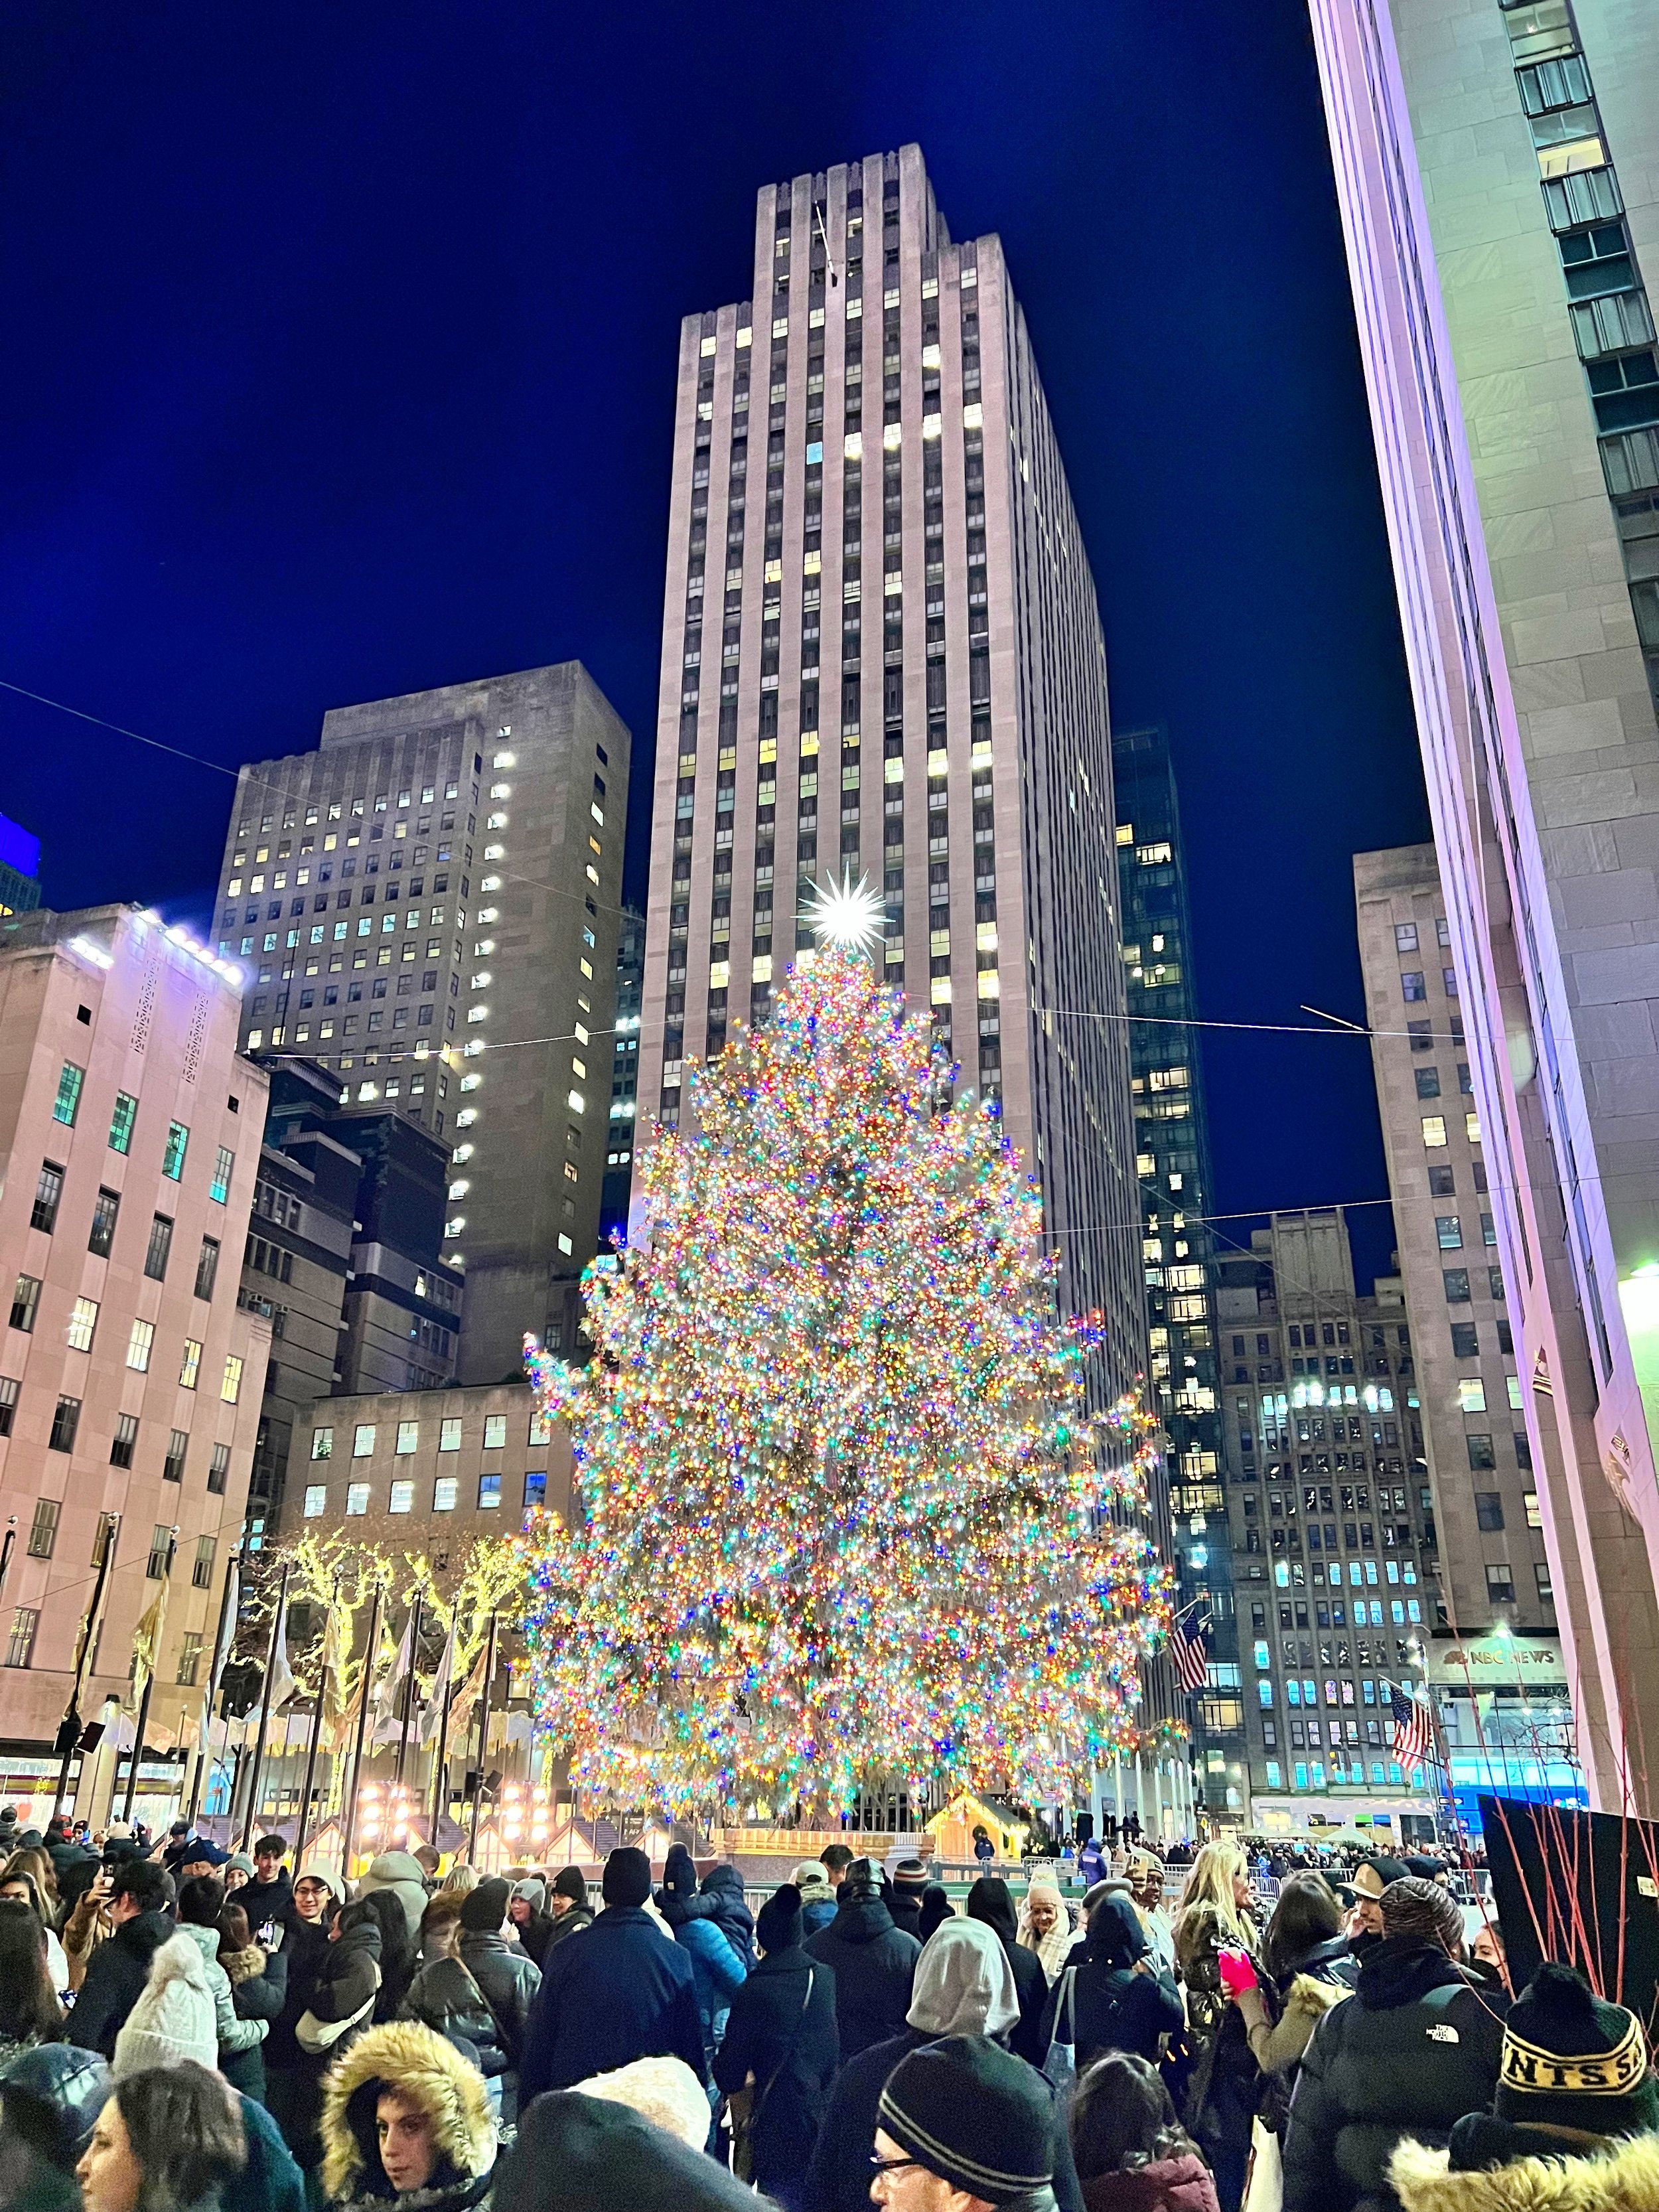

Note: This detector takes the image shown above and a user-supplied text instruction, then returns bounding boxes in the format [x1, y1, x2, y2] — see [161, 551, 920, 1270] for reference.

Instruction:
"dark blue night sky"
[0, 0, 1428, 1288]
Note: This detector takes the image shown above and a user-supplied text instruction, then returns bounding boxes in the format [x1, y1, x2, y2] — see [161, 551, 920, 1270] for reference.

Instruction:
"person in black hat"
[714, 1883, 840, 2207]
[455, 1876, 540, 2121]
[545, 1864, 595, 1952]
[518, 1847, 707, 2103]
[1387, 1961, 1659, 2209]
[873, 2034, 1061, 2212]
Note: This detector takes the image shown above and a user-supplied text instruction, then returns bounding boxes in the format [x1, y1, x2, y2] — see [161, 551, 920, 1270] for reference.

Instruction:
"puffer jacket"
[1390, 2130, 1659, 2212]
[222, 1938, 289, 2101]
[320, 2019, 496, 2212]
[1080, 2154, 1221, 2212]
[271, 1907, 383, 2172]
[456, 1925, 540, 2066]
[174, 1919, 268, 2092]
[699, 1864, 757, 1968]
[401, 1952, 510, 2079]
[1283, 1939, 1508, 2212]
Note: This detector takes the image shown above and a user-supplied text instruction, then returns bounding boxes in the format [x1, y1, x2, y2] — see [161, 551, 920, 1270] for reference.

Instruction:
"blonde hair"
[1177, 1842, 1257, 1950]
[437, 1863, 478, 1899]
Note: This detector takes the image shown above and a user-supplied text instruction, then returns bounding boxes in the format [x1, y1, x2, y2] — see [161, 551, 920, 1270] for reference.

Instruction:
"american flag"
[1390, 1682, 1434, 1772]
[1170, 1606, 1210, 1696]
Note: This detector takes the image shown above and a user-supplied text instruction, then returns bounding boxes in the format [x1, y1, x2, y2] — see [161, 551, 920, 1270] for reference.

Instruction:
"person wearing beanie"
[792, 1860, 839, 1937]
[545, 1863, 595, 1952]
[453, 1874, 540, 2120]
[518, 1846, 707, 2103]
[806, 1917, 1084, 2212]
[270, 1898, 384, 2177]
[806, 1854, 921, 2060]
[1282, 1877, 1508, 2212]
[657, 1841, 748, 2067]
[223, 1852, 256, 1894]
[508, 1874, 557, 1965]
[875, 2034, 1061, 2211]
[112, 1928, 220, 2077]
[261, 1864, 344, 2152]
[320, 2019, 496, 2212]
[1387, 1962, 1659, 2209]
[889, 1859, 930, 1942]
[494, 2087, 770, 2212]
[714, 1883, 840, 2206]
[65, 1858, 175, 2062]
[700, 1858, 758, 1968]
[1018, 1878, 1075, 1984]
[1037, 1893, 1183, 2072]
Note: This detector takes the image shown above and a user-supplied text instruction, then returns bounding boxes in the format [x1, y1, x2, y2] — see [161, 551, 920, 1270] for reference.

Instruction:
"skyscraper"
[1309, 0, 1659, 1805]
[599, 906, 644, 1250]
[1113, 727, 1246, 1820]
[214, 664, 630, 1385]
[638, 144, 1182, 1829]
[1356, 845, 1580, 1806]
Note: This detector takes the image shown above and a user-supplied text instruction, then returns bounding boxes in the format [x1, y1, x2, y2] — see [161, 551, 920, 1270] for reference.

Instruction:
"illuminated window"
[433, 1477, 458, 1512]
[67, 1297, 100, 1353]
[52, 1063, 85, 1126]
[346, 1483, 370, 1516]
[303, 1485, 327, 1518]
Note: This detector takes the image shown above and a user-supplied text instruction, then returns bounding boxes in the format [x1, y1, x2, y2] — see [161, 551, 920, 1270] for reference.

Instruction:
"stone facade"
[0, 905, 267, 1803]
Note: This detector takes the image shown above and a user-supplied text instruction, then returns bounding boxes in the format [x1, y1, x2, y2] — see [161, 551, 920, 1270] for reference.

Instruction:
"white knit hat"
[113, 1931, 217, 2078]
[569, 2055, 711, 2149]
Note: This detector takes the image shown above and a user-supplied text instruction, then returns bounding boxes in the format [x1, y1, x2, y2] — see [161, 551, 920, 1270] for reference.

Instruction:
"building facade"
[1356, 846, 1580, 1806]
[1112, 728, 1247, 1821]
[634, 143, 1173, 1824]
[1218, 1211, 1441, 1842]
[0, 905, 267, 1816]
[1308, 0, 1659, 1806]
[0, 814, 42, 917]
[599, 907, 644, 1253]
[214, 663, 631, 1386]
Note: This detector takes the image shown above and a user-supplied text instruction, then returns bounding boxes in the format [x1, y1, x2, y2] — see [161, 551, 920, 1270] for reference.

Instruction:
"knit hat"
[570, 2056, 711, 2149]
[662, 1842, 698, 1899]
[296, 1860, 344, 1903]
[553, 1866, 588, 1907]
[498, 2089, 766, 2212]
[1492, 1962, 1659, 2138]
[757, 1881, 804, 1954]
[1380, 1876, 1464, 1953]
[602, 1846, 654, 1908]
[893, 1857, 930, 1897]
[878, 2035, 1056, 2204]
[224, 1853, 256, 1880]
[1351, 1855, 1410, 1900]
[512, 1876, 547, 1912]
[461, 1876, 511, 1932]
[112, 1930, 218, 2077]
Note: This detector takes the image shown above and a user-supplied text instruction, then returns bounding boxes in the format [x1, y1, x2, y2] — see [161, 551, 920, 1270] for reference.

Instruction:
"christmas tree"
[524, 904, 1171, 1821]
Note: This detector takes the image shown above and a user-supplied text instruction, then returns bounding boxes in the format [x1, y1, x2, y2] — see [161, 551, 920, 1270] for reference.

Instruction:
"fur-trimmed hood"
[1390, 2132, 1659, 2211]
[1282, 1968, 1352, 2020]
[221, 1941, 268, 1986]
[321, 2018, 497, 2204]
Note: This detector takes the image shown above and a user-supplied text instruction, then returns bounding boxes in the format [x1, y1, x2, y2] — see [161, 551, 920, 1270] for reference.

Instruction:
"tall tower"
[214, 664, 630, 1386]
[636, 145, 1179, 1828]
[1309, 0, 1659, 1808]
[1114, 727, 1248, 1820]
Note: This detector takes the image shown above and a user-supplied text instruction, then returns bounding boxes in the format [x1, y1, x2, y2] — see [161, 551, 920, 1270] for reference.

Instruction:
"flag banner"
[1390, 1682, 1433, 1772]
[131, 1585, 169, 1706]
[1170, 1604, 1210, 1696]
[266, 1584, 297, 1713]
[418, 1615, 457, 1743]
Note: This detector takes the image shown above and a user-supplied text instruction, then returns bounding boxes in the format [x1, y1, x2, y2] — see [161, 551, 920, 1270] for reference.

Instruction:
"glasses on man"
[870, 2156, 922, 2176]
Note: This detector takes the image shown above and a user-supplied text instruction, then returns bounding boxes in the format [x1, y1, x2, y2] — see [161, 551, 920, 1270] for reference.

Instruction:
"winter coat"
[1390, 2130, 1659, 2212]
[269, 1911, 384, 2171]
[804, 1893, 920, 2058]
[699, 1864, 757, 1968]
[794, 1875, 838, 1938]
[513, 1909, 559, 1967]
[1080, 2154, 1222, 2212]
[244, 1867, 296, 1937]
[401, 1954, 510, 2078]
[1020, 1899, 1077, 1984]
[541, 1901, 593, 1951]
[712, 1943, 839, 2192]
[672, 1910, 748, 2051]
[235, 2091, 309, 2212]
[218, 1939, 288, 2098]
[1173, 1899, 1261, 2199]
[457, 1925, 540, 2101]
[1041, 1956, 1185, 2069]
[65, 1907, 175, 2059]
[354, 1851, 431, 1943]
[263, 1915, 333, 2079]
[518, 1902, 708, 2101]
[321, 2019, 496, 2212]
[965, 1878, 1050, 2068]
[889, 1889, 924, 1941]
[175, 1918, 269, 2085]
[1237, 1933, 1356, 2112]
[1282, 1938, 1508, 2212]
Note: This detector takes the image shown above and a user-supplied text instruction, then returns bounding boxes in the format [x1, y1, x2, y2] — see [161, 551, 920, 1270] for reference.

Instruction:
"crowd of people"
[0, 1808, 1655, 2212]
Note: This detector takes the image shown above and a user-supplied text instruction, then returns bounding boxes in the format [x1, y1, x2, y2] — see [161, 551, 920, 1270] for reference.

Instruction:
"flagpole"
[469, 1608, 500, 1863]
[52, 1512, 119, 1820]
[121, 1529, 175, 1822]
[394, 1588, 423, 1790]
[293, 1574, 340, 1870]
[238, 1559, 293, 1852]
[185, 1526, 244, 1829]
[339, 1579, 383, 1881]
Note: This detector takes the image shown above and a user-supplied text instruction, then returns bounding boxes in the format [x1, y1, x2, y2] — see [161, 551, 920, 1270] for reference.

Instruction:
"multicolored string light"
[522, 949, 1173, 1820]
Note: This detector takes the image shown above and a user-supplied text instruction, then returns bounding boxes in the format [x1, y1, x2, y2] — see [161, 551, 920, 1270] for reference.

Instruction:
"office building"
[1113, 727, 1247, 1820]
[599, 906, 644, 1250]
[1218, 1210, 1442, 1841]
[1356, 846, 1580, 1803]
[636, 144, 1179, 1828]
[214, 664, 631, 1384]
[0, 904, 266, 1814]
[1307, 0, 1659, 1804]
[0, 814, 42, 918]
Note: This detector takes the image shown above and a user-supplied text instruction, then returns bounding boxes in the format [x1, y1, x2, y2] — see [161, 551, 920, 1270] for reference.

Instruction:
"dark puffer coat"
[804, 1893, 920, 2058]
[713, 1941, 839, 2195]
[1282, 1937, 1509, 2212]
